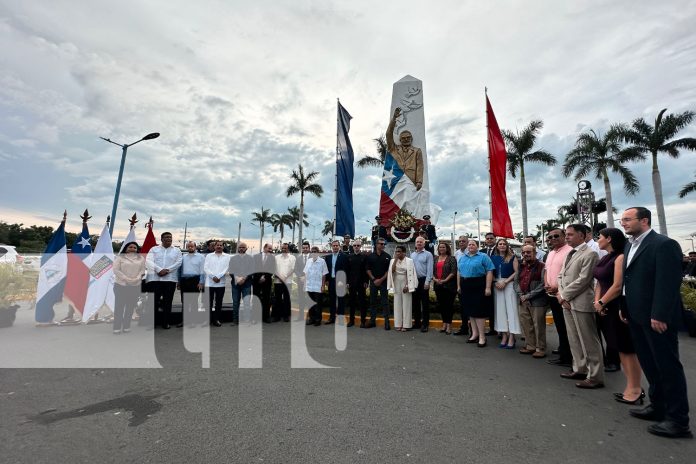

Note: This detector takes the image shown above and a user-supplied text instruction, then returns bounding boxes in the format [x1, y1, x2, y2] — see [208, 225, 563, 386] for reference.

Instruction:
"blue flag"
[335, 101, 355, 237]
[35, 219, 68, 323]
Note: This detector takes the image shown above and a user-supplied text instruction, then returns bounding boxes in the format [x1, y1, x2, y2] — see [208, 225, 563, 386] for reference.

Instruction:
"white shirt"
[274, 253, 296, 283]
[204, 252, 231, 287]
[304, 257, 328, 292]
[626, 228, 652, 267]
[454, 249, 466, 263]
[146, 245, 183, 283]
[586, 239, 608, 258]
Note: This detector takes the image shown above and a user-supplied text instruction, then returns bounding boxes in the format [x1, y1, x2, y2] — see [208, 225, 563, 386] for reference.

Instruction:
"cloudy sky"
[1, 0, 695, 252]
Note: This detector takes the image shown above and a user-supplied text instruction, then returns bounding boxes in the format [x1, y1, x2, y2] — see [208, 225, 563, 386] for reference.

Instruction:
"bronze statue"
[387, 107, 424, 190]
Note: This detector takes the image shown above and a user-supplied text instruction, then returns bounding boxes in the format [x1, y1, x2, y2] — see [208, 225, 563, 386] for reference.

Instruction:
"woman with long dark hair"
[112, 241, 146, 334]
[432, 242, 458, 334]
[593, 227, 644, 404]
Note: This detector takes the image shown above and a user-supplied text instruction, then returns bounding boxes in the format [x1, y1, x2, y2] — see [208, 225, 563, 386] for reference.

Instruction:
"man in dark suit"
[253, 243, 276, 324]
[347, 239, 370, 327]
[622, 207, 691, 438]
[324, 239, 349, 324]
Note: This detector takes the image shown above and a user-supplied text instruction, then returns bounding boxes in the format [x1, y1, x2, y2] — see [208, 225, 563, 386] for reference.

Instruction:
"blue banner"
[335, 101, 355, 237]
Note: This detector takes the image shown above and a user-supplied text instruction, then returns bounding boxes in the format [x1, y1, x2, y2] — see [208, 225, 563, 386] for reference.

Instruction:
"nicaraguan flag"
[82, 222, 115, 321]
[64, 222, 92, 313]
[35, 219, 68, 323]
[335, 101, 355, 237]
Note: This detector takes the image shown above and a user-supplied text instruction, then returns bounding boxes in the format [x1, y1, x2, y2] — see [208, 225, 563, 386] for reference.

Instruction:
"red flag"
[141, 221, 157, 254]
[486, 95, 514, 238]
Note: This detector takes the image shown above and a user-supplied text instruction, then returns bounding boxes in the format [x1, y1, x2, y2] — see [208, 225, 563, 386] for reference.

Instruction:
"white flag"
[119, 227, 138, 252]
[82, 222, 115, 321]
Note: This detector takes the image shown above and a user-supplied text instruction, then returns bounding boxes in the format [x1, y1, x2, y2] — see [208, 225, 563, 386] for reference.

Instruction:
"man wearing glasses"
[367, 239, 392, 330]
[347, 240, 370, 327]
[621, 207, 691, 438]
[543, 228, 573, 367]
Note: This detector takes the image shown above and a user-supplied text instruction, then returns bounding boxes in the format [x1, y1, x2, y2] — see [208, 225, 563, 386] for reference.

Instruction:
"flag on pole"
[119, 227, 138, 252]
[141, 219, 156, 254]
[486, 95, 514, 238]
[63, 222, 92, 314]
[335, 101, 355, 237]
[82, 221, 115, 321]
[35, 216, 67, 323]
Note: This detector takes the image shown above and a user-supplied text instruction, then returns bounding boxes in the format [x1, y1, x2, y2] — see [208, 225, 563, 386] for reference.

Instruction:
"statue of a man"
[387, 107, 424, 190]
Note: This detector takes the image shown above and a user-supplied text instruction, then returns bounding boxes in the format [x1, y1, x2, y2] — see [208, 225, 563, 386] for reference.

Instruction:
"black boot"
[384, 319, 391, 331]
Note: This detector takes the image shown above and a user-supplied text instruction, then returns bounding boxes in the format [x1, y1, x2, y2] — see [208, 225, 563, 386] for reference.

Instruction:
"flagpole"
[486, 87, 493, 236]
[237, 222, 241, 250]
[183, 221, 187, 247]
[333, 98, 339, 237]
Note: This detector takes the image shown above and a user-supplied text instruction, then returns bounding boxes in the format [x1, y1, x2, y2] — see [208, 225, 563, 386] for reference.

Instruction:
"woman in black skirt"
[457, 239, 495, 347]
[433, 242, 458, 334]
[594, 228, 644, 404]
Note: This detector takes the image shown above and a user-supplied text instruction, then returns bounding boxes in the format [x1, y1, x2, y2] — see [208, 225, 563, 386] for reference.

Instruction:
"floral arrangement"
[389, 209, 418, 231]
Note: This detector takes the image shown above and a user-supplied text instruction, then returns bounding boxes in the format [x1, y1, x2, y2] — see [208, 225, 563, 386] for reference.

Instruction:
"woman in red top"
[432, 242, 458, 334]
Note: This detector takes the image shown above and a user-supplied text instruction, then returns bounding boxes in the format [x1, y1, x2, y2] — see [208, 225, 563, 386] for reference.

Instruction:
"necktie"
[564, 249, 576, 267]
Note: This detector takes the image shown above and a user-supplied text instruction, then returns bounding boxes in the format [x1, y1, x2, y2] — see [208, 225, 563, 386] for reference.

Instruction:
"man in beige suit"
[557, 224, 604, 388]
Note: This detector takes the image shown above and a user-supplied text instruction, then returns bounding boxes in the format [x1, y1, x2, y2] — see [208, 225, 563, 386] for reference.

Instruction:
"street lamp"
[474, 207, 481, 245]
[100, 132, 160, 236]
[452, 211, 458, 244]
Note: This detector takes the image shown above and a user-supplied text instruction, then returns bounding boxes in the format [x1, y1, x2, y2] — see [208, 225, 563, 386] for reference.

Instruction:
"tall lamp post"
[100, 132, 160, 236]
[452, 211, 458, 244]
[474, 207, 481, 245]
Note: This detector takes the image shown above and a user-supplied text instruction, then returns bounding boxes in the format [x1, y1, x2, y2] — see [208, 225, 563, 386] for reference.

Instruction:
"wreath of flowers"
[389, 209, 418, 243]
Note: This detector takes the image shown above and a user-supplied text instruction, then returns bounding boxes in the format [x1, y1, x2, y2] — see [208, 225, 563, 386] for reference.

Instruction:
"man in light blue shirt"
[178, 241, 205, 327]
[411, 236, 434, 332]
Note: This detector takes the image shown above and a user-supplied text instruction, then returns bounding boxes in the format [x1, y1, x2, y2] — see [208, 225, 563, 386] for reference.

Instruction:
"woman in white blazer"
[387, 245, 417, 331]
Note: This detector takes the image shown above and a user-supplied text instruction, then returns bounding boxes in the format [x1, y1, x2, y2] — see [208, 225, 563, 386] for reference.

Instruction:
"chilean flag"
[378, 152, 420, 226]
[63, 223, 92, 313]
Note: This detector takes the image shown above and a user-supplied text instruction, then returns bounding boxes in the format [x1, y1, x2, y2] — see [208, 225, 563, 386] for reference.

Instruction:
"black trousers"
[307, 291, 323, 323]
[253, 276, 273, 321]
[327, 279, 345, 321]
[549, 297, 572, 362]
[347, 283, 367, 322]
[113, 283, 139, 331]
[273, 282, 291, 320]
[413, 276, 430, 328]
[151, 281, 176, 327]
[485, 293, 495, 332]
[629, 322, 690, 426]
[435, 286, 456, 324]
[207, 286, 225, 322]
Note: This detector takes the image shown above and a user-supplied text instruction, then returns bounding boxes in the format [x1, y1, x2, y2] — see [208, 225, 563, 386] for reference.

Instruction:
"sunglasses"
[548, 234, 562, 239]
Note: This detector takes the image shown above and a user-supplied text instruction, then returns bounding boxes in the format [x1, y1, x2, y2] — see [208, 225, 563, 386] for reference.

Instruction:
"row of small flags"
[35, 211, 157, 324]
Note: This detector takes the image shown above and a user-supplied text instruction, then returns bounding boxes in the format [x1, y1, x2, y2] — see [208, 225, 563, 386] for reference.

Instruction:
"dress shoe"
[162, 324, 171, 330]
[547, 357, 572, 367]
[212, 320, 222, 327]
[271, 317, 280, 323]
[615, 390, 645, 405]
[466, 338, 478, 344]
[532, 351, 546, 359]
[552, 348, 560, 355]
[477, 340, 487, 348]
[347, 321, 355, 327]
[365, 321, 376, 328]
[324, 319, 335, 325]
[576, 379, 605, 389]
[452, 330, 467, 336]
[629, 405, 665, 422]
[176, 323, 184, 328]
[519, 347, 535, 355]
[647, 421, 693, 439]
[604, 363, 620, 373]
[560, 371, 587, 380]
[313, 321, 321, 327]
[421, 326, 429, 333]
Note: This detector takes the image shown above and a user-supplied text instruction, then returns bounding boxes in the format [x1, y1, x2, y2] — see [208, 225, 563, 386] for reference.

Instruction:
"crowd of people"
[110, 206, 691, 439]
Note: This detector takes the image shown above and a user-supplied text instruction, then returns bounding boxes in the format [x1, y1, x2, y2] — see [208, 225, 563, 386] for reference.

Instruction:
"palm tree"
[251, 206, 272, 251]
[556, 210, 572, 229]
[562, 128, 643, 226]
[356, 135, 387, 168]
[679, 173, 696, 198]
[502, 120, 557, 236]
[270, 213, 293, 243]
[287, 206, 308, 243]
[286, 164, 323, 247]
[322, 220, 334, 237]
[617, 108, 696, 235]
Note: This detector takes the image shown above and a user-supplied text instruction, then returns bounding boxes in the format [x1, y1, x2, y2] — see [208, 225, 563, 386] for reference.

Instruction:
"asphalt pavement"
[1, 308, 695, 463]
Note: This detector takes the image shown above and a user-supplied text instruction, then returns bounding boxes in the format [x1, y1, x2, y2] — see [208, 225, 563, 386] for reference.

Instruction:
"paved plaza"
[1, 303, 695, 463]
